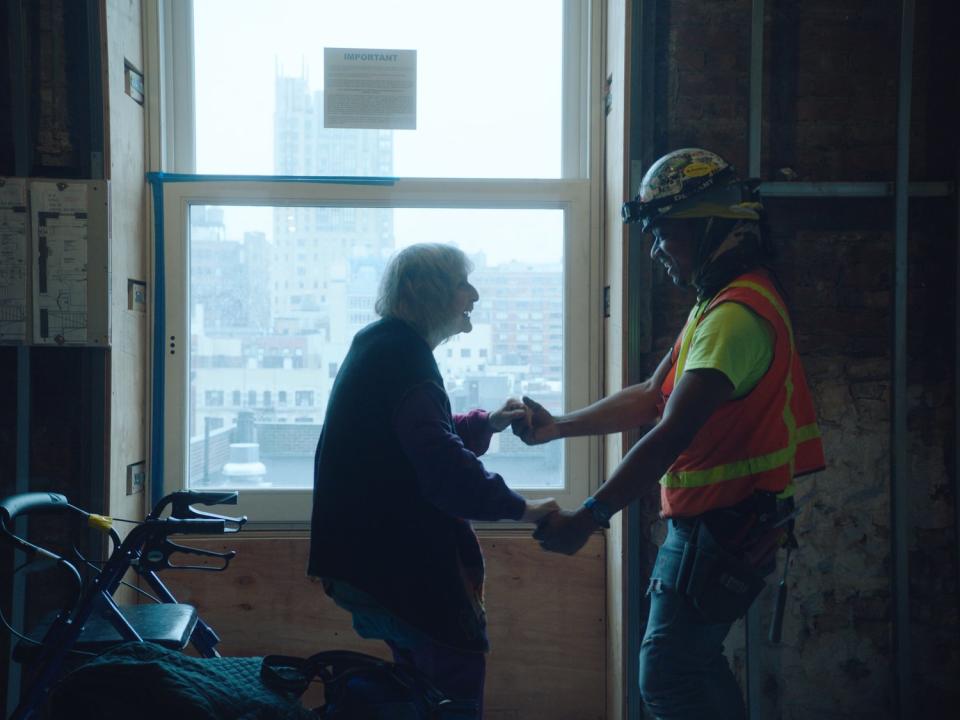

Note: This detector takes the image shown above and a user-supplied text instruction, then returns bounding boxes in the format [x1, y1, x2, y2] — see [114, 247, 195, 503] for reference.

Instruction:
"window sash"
[150, 0, 593, 180]
[158, 177, 601, 525]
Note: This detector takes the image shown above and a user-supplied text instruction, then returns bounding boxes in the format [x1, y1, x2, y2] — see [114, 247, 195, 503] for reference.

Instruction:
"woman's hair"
[375, 243, 473, 337]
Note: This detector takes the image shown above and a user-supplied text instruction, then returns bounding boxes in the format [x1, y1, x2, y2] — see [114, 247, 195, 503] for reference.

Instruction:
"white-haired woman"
[309, 243, 558, 716]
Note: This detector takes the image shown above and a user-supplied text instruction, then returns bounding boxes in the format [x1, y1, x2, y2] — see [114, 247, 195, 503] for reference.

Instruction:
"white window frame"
[147, 0, 605, 526]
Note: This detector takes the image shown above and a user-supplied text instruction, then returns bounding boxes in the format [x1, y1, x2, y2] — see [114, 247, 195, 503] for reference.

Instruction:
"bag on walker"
[261, 649, 478, 719]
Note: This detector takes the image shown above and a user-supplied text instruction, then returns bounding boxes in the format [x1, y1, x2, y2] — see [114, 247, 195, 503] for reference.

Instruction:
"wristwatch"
[583, 496, 613, 529]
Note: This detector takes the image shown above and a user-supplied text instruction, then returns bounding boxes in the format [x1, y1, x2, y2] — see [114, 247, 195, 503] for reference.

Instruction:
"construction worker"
[514, 148, 826, 719]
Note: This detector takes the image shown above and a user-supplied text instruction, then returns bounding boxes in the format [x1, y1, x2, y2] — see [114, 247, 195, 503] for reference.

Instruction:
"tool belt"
[673, 492, 795, 623]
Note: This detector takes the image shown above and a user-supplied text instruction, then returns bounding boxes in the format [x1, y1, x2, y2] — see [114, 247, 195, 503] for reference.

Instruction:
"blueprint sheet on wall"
[31, 181, 89, 345]
[0, 178, 28, 342]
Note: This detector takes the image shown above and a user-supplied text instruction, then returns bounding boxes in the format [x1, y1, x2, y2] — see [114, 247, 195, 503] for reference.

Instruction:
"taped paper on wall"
[31, 181, 89, 345]
[324, 47, 417, 130]
[0, 178, 29, 342]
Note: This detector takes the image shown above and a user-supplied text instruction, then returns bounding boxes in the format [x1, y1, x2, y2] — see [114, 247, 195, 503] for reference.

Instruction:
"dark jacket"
[308, 317, 489, 652]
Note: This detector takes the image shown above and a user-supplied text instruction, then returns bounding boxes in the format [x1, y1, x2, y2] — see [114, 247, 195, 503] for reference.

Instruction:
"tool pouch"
[675, 520, 766, 624]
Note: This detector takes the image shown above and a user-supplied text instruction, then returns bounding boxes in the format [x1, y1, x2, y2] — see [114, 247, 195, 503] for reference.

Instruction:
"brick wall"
[188, 424, 233, 480]
[640, 0, 958, 717]
[256, 422, 321, 457]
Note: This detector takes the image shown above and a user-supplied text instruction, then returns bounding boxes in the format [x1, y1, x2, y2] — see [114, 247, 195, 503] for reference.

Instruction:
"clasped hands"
[493, 396, 597, 557]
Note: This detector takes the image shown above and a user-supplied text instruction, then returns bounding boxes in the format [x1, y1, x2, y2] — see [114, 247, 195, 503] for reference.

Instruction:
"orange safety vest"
[657, 270, 825, 518]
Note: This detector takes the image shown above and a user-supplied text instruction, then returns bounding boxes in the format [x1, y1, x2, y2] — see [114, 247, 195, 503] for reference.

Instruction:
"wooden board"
[160, 531, 606, 720]
[602, 0, 633, 716]
[104, 0, 148, 537]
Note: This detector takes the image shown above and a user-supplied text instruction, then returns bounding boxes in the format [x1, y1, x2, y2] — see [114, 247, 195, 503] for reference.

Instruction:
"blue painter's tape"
[145, 172, 396, 186]
[145, 171, 396, 505]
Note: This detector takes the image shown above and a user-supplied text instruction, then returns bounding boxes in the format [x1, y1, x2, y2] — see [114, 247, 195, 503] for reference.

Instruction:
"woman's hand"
[533, 508, 597, 555]
[520, 497, 561, 524]
[511, 396, 560, 445]
[489, 398, 529, 432]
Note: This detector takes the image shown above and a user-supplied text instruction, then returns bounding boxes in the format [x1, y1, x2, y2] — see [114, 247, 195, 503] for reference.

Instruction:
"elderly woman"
[309, 243, 557, 715]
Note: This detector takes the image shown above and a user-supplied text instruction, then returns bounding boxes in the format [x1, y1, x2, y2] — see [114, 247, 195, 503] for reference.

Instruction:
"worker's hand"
[533, 508, 596, 556]
[520, 497, 560, 524]
[511, 396, 560, 445]
[489, 398, 528, 432]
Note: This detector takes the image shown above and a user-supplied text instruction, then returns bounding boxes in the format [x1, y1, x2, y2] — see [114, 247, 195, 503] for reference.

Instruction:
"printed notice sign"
[324, 47, 416, 130]
[31, 181, 89, 345]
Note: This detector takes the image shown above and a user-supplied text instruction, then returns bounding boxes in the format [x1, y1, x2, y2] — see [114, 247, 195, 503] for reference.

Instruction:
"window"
[295, 391, 315, 407]
[205, 390, 224, 406]
[154, 0, 601, 524]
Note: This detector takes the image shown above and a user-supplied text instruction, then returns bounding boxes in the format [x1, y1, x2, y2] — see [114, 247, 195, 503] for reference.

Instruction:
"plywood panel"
[104, 0, 148, 529]
[483, 533, 606, 720]
[160, 531, 606, 720]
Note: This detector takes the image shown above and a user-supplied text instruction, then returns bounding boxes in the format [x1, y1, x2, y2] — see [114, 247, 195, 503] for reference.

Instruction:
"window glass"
[187, 204, 565, 491]
[192, 0, 563, 178]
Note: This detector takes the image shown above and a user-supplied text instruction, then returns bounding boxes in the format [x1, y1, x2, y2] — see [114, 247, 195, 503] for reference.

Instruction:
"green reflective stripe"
[661, 441, 796, 488]
[796, 422, 821, 443]
[783, 371, 796, 478]
[726, 280, 794, 352]
[674, 301, 709, 381]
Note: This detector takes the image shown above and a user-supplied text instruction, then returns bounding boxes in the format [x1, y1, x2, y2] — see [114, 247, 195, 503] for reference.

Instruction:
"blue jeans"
[639, 520, 747, 720]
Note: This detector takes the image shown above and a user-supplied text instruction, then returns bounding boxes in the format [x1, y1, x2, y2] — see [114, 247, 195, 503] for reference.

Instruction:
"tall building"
[190, 207, 271, 333]
[271, 74, 395, 332]
[470, 258, 564, 383]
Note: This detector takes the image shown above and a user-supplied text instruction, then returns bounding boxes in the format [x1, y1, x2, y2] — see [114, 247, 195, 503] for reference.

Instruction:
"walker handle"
[0, 492, 70, 526]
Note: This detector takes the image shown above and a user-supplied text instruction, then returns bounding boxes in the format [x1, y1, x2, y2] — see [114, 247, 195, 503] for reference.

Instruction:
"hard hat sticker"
[683, 162, 716, 178]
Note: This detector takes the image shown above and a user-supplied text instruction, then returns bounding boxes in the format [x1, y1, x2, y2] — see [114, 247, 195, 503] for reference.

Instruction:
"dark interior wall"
[637, 0, 958, 717]
[1, 0, 97, 179]
[0, 347, 103, 701]
[21, 347, 104, 626]
[761, 198, 957, 718]
[1, 0, 107, 701]
[25, 0, 95, 178]
[0, 347, 18, 696]
[0, 5, 13, 171]
[765, 0, 900, 181]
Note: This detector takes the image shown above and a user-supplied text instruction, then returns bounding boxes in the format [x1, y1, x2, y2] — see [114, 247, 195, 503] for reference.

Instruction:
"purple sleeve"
[394, 382, 527, 522]
[453, 409, 493, 456]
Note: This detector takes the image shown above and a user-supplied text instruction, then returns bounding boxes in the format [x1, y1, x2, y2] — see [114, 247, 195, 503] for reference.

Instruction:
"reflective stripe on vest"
[729, 278, 825, 481]
[673, 301, 710, 383]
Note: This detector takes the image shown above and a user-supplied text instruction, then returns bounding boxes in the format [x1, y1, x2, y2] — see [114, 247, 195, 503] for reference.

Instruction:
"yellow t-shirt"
[683, 301, 774, 398]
